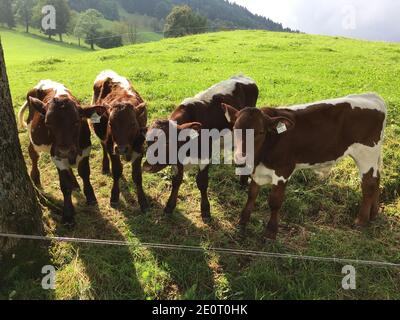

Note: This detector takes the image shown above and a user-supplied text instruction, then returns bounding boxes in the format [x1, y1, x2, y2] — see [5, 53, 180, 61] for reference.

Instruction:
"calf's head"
[92, 102, 147, 162]
[29, 96, 105, 164]
[222, 104, 295, 167]
[143, 120, 202, 173]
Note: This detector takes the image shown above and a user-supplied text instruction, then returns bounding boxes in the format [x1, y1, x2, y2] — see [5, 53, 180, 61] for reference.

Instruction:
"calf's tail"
[18, 101, 28, 129]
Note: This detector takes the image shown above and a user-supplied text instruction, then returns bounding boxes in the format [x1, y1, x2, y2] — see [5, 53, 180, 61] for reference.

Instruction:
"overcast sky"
[231, 0, 400, 42]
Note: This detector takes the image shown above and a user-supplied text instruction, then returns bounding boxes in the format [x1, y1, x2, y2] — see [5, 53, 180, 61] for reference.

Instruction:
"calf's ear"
[221, 103, 239, 125]
[28, 97, 46, 116]
[135, 102, 147, 127]
[79, 105, 108, 119]
[178, 122, 202, 132]
[265, 115, 295, 134]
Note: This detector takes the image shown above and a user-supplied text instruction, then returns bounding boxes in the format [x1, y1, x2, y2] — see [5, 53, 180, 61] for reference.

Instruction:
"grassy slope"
[0, 28, 90, 65]
[2, 30, 400, 300]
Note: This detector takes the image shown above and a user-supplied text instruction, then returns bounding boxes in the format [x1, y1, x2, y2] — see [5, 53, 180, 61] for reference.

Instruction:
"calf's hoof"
[164, 206, 174, 216]
[239, 223, 247, 234]
[201, 214, 212, 224]
[264, 229, 277, 241]
[61, 217, 76, 228]
[110, 201, 120, 209]
[87, 199, 98, 207]
[239, 177, 249, 189]
[353, 218, 369, 229]
[140, 201, 150, 213]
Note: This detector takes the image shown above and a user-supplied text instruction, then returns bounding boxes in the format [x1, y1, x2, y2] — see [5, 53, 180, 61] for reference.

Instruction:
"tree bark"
[0, 40, 43, 256]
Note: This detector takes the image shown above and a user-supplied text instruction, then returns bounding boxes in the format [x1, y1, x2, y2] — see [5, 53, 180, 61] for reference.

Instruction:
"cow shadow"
[207, 165, 394, 243]
[42, 189, 145, 300]
[119, 175, 218, 299]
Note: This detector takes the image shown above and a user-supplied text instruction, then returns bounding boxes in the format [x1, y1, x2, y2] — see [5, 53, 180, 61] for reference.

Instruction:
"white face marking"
[95, 70, 134, 96]
[182, 75, 256, 105]
[280, 93, 387, 113]
[52, 147, 91, 171]
[35, 80, 69, 97]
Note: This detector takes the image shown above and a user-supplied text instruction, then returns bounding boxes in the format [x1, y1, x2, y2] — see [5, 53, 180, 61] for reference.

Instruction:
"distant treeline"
[67, 0, 297, 33]
[0, 0, 298, 51]
[116, 0, 297, 32]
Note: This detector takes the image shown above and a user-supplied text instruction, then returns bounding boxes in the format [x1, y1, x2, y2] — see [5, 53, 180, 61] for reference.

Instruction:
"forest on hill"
[69, 0, 296, 32]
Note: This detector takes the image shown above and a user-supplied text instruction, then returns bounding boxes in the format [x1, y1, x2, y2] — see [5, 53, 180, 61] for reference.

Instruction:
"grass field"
[1, 29, 400, 300]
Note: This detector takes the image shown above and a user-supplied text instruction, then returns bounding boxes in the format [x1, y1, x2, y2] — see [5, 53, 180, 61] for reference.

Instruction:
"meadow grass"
[1, 29, 400, 300]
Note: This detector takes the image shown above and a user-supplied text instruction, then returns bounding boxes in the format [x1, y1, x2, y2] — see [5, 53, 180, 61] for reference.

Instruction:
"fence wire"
[1, 233, 399, 268]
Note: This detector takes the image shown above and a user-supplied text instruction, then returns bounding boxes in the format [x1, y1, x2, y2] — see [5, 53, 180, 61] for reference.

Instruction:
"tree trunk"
[59, 33, 63, 42]
[91, 41, 94, 50]
[0, 40, 43, 255]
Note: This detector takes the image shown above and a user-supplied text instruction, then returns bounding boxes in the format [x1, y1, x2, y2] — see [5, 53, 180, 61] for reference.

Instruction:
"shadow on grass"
[44, 185, 145, 300]
[118, 176, 217, 299]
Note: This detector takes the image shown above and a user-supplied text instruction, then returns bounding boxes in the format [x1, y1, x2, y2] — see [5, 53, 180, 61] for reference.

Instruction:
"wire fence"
[1, 233, 399, 268]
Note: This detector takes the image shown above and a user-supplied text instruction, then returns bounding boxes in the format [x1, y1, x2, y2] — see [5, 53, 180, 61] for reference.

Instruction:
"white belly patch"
[252, 165, 287, 186]
[253, 141, 383, 186]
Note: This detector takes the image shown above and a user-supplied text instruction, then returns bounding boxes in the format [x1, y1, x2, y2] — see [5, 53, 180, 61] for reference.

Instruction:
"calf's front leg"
[196, 166, 211, 223]
[78, 156, 97, 206]
[110, 153, 123, 207]
[28, 143, 41, 187]
[58, 169, 76, 226]
[264, 181, 287, 240]
[132, 156, 149, 212]
[101, 142, 110, 175]
[165, 165, 184, 215]
[239, 180, 260, 234]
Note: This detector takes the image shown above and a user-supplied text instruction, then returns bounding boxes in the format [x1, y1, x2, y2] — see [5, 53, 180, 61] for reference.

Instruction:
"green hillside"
[0, 28, 89, 65]
[2, 30, 400, 300]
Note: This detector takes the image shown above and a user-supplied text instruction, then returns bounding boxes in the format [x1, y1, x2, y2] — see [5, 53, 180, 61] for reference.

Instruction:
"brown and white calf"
[18, 80, 101, 225]
[224, 93, 387, 240]
[90, 70, 148, 211]
[143, 75, 259, 222]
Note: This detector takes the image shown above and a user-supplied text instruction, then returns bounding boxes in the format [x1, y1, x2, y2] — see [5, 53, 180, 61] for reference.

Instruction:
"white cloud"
[231, 0, 400, 42]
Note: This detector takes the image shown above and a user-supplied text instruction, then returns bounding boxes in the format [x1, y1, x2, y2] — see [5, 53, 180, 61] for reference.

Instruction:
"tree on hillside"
[74, 9, 103, 50]
[0, 0, 16, 29]
[0, 40, 43, 255]
[95, 30, 123, 49]
[15, 0, 37, 33]
[68, 0, 120, 21]
[34, 0, 71, 41]
[164, 5, 208, 38]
